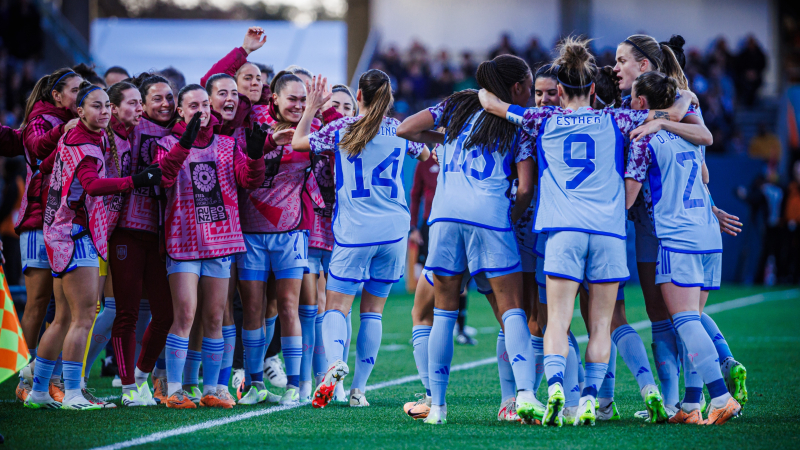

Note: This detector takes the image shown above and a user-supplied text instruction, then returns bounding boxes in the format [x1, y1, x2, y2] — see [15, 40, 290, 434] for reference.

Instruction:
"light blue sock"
[32, 356, 56, 393]
[351, 312, 382, 392]
[299, 305, 318, 383]
[218, 325, 236, 386]
[673, 312, 728, 401]
[677, 333, 704, 402]
[134, 299, 150, 365]
[651, 320, 681, 407]
[242, 328, 266, 382]
[582, 362, 608, 398]
[598, 342, 617, 398]
[428, 308, 458, 406]
[700, 313, 734, 361]
[497, 331, 517, 402]
[264, 315, 277, 348]
[569, 331, 584, 391]
[565, 339, 580, 407]
[544, 354, 567, 387]
[183, 350, 201, 386]
[532, 336, 544, 395]
[501, 308, 534, 392]
[412, 325, 432, 396]
[612, 324, 656, 391]
[85, 298, 116, 376]
[313, 314, 327, 377]
[52, 353, 62, 379]
[165, 334, 188, 387]
[62, 360, 83, 393]
[281, 335, 303, 388]
[344, 308, 352, 365]
[201, 337, 224, 395]
[321, 309, 347, 365]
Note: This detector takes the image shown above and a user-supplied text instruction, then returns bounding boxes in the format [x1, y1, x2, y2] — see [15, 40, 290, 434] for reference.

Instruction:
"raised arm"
[396, 109, 444, 146]
[292, 76, 332, 152]
[200, 27, 266, 87]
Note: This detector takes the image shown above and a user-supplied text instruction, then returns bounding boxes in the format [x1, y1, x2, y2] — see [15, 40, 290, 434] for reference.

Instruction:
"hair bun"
[667, 35, 685, 53]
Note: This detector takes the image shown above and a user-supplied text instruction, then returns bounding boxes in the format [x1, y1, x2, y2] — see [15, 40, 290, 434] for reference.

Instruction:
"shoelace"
[82, 388, 103, 404]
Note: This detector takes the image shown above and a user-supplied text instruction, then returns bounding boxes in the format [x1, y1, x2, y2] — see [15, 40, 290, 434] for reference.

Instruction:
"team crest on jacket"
[116, 245, 127, 261]
[190, 161, 228, 224]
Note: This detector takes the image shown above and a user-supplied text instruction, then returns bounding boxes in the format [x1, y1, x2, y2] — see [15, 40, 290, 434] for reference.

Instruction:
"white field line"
[90, 288, 798, 450]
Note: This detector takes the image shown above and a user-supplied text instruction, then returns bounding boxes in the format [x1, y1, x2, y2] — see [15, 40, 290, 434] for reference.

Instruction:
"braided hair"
[438, 54, 530, 155]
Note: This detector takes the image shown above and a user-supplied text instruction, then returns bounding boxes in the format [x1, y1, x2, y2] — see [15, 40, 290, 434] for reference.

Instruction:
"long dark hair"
[339, 69, 393, 156]
[438, 54, 530, 155]
[594, 66, 621, 108]
[106, 81, 139, 177]
[633, 72, 678, 110]
[131, 72, 171, 104]
[23, 68, 82, 126]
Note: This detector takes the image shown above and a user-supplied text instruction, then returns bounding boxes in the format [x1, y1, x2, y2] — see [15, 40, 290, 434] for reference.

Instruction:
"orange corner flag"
[0, 266, 29, 385]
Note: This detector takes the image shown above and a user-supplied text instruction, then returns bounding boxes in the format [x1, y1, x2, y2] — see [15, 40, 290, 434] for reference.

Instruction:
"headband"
[558, 78, 594, 89]
[51, 71, 76, 91]
[78, 86, 101, 107]
[625, 39, 659, 69]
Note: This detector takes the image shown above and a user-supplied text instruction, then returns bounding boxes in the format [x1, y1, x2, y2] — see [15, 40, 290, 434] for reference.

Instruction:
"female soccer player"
[479, 37, 692, 426]
[310, 84, 357, 402]
[398, 54, 537, 425]
[27, 82, 161, 410]
[625, 71, 741, 425]
[15, 68, 81, 402]
[293, 70, 429, 409]
[156, 85, 266, 409]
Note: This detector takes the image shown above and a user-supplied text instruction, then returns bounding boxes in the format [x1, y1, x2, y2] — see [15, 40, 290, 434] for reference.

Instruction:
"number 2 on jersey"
[347, 148, 401, 199]
[563, 134, 596, 189]
[676, 151, 704, 209]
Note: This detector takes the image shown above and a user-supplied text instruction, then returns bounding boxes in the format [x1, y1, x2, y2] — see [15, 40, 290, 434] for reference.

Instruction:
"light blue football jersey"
[647, 130, 722, 253]
[427, 111, 520, 231]
[534, 107, 627, 238]
[332, 121, 415, 247]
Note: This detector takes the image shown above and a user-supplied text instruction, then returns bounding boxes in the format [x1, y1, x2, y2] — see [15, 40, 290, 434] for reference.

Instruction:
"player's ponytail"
[439, 54, 530, 155]
[339, 69, 393, 156]
[659, 41, 689, 90]
[554, 35, 596, 98]
[23, 68, 81, 127]
[633, 72, 678, 110]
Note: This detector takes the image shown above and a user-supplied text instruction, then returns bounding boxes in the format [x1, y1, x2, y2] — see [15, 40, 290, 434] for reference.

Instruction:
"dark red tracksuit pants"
[109, 229, 174, 385]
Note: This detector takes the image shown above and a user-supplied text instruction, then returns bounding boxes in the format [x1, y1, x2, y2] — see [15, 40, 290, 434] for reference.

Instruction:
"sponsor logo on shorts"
[117, 245, 127, 260]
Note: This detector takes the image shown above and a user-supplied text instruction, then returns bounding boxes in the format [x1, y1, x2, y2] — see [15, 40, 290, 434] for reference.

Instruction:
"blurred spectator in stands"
[522, 37, 548, 69]
[159, 66, 186, 92]
[734, 35, 767, 106]
[430, 50, 452, 78]
[104, 66, 130, 86]
[737, 165, 784, 284]
[783, 160, 800, 283]
[749, 123, 782, 161]
[0, 157, 24, 285]
[490, 33, 518, 58]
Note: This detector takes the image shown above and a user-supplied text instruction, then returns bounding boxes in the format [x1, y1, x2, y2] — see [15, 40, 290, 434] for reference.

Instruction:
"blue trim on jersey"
[426, 217, 513, 232]
[647, 144, 663, 207]
[469, 261, 520, 277]
[702, 286, 721, 291]
[670, 279, 705, 288]
[534, 226, 626, 240]
[532, 117, 549, 229]
[610, 116, 625, 178]
[542, 270, 583, 284]
[333, 236, 404, 248]
[662, 246, 723, 254]
[586, 275, 631, 284]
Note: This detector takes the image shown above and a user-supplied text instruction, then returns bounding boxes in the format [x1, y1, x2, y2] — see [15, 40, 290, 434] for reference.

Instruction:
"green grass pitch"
[1, 285, 798, 449]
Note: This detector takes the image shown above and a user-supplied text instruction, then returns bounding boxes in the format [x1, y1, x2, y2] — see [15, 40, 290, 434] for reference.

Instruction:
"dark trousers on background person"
[109, 229, 174, 385]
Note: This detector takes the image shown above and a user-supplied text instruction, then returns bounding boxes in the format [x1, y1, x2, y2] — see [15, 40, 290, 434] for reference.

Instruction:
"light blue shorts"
[328, 237, 407, 284]
[53, 225, 100, 277]
[655, 246, 722, 291]
[421, 268, 493, 295]
[425, 221, 520, 278]
[20, 229, 50, 271]
[634, 219, 659, 263]
[236, 231, 308, 281]
[307, 248, 332, 275]
[166, 255, 233, 278]
[544, 230, 629, 283]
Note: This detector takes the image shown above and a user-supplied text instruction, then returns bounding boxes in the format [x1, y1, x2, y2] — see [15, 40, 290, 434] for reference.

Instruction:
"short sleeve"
[406, 140, 425, 159]
[506, 105, 553, 140]
[427, 101, 446, 128]
[625, 134, 653, 183]
[514, 129, 533, 163]
[610, 109, 649, 135]
[310, 118, 351, 154]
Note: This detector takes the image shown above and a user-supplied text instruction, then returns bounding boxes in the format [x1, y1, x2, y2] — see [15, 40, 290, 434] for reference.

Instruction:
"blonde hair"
[339, 69, 393, 156]
[553, 36, 596, 98]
